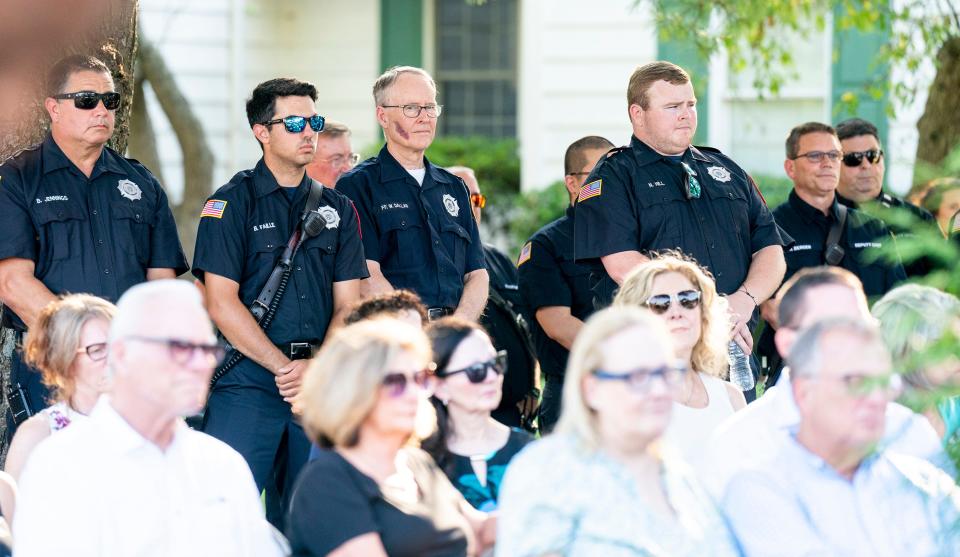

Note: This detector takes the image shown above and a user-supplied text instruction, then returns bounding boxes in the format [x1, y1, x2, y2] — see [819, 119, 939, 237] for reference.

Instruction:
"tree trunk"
[914, 35, 960, 182]
[0, 0, 139, 163]
[127, 65, 165, 185]
[136, 34, 214, 266]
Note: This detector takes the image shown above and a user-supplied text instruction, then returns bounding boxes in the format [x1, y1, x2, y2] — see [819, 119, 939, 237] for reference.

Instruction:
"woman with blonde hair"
[288, 319, 495, 557]
[613, 254, 745, 467]
[5, 294, 115, 482]
[496, 306, 741, 556]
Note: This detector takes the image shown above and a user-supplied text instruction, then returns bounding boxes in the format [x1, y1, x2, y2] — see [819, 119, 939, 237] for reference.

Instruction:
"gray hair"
[372, 66, 437, 106]
[788, 318, 883, 379]
[109, 279, 206, 343]
[319, 120, 351, 138]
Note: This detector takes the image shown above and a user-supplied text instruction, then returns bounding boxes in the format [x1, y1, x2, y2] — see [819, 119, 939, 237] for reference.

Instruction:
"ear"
[252, 123, 271, 146]
[581, 375, 600, 411]
[433, 379, 451, 404]
[791, 377, 812, 411]
[375, 106, 389, 129]
[628, 103, 644, 127]
[45, 97, 60, 122]
[563, 175, 580, 199]
[784, 159, 796, 181]
[774, 328, 795, 361]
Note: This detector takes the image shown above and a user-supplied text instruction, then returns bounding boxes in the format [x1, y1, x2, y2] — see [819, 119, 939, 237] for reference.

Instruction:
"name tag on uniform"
[789, 244, 813, 252]
[853, 242, 882, 249]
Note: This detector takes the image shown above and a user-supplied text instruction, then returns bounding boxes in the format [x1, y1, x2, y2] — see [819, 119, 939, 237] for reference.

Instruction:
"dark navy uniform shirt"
[518, 206, 594, 380]
[774, 190, 906, 297]
[0, 135, 188, 330]
[192, 160, 368, 346]
[574, 136, 786, 297]
[838, 190, 938, 278]
[336, 145, 485, 309]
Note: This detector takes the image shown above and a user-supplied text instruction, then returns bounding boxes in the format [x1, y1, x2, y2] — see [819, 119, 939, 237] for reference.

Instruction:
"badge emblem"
[117, 179, 142, 201]
[316, 206, 340, 229]
[442, 194, 460, 217]
[706, 166, 731, 183]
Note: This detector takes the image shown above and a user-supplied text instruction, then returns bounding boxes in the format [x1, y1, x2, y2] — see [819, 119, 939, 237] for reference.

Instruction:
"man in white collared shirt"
[14, 280, 286, 557]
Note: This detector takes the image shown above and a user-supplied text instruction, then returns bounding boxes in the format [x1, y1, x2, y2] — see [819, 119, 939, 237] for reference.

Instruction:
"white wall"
[518, 0, 657, 191]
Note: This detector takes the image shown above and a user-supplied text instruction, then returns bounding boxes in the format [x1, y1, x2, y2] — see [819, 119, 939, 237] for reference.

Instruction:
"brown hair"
[564, 136, 615, 175]
[24, 294, 116, 403]
[785, 122, 836, 160]
[344, 290, 428, 326]
[627, 61, 690, 110]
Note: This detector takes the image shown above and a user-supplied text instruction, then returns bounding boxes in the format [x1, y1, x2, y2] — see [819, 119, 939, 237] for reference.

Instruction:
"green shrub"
[750, 173, 794, 209]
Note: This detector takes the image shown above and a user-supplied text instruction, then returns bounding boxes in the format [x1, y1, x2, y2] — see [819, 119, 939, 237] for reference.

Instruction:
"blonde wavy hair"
[555, 306, 675, 450]
[613, 252, 729, 378]
[24, 294, 116, 404]
[298, 319, 434, 448]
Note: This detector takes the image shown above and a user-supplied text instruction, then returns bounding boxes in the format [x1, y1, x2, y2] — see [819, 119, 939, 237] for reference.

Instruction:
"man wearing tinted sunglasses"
[835, 118, 938, 278]
[193, 78, 368, 529]
[0, 54, 188, 448]
[337, 66, 489, 324]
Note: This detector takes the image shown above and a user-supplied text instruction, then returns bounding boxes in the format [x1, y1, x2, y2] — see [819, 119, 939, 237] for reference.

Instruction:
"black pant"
[538, 376, 563, 434]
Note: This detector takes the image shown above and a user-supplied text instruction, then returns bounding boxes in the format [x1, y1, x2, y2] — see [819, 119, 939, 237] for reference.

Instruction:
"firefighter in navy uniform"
[0, 55, 187, 446]
[192, 78, 366, 528]
[518, 136, 613, 432]
[573, 62, 788, 398]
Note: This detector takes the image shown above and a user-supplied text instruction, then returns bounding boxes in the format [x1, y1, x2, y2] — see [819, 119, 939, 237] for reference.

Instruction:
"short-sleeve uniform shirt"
[192, 160, 368, 345]
[518, 206, 595, 380]
[774, 190, 906, 297]
[0, 135, 188, 330]
[336, 145, 485, 309]
[574, 136, 786, 295]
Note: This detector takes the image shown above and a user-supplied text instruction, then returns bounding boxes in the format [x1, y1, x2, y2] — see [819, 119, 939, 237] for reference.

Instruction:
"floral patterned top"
[40, 402, 86, 433]
[496, 433, 743, 557]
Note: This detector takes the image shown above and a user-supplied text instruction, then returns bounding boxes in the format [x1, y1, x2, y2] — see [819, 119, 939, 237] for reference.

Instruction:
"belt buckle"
[289, 342, 312, 360]
[427, 308, 449, 321]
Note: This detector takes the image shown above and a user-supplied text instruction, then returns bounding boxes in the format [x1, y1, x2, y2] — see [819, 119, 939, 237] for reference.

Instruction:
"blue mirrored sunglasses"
[261, 114, 325, 133]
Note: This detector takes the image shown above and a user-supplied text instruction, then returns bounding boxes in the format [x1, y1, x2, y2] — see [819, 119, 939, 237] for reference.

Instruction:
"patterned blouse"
[496, 433, 743, 557]
[40, 401, 86, 433]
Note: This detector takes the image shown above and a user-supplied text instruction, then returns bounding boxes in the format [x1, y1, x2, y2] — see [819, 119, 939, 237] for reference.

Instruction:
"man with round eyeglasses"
[337, 66, 488, 323]
[0, 54, 188, 452]
[192, 77, 368, 529]
[305, 120, 358, 187]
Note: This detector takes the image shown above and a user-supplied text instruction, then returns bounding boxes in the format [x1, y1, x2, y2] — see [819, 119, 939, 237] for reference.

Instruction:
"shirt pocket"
[379, 211, 423, 271]
[440, 220, 472, 271]
[302, 230, 338, 282]
[111, 202, 157, 266]
[33, 202, 87, 261]
[704, 184, 750, 244]
[635, 187, 684, 249]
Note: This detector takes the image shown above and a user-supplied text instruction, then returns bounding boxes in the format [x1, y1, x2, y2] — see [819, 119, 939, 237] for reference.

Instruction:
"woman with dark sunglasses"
[422, 318, 533, 511]
[4, 294, 116, 484]
[614, 254, 745, 468]
[289, 319, 495, 557]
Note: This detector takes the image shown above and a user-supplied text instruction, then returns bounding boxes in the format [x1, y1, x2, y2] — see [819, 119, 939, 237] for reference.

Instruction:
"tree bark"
[127, 65, 165, 185]
[914, 35, 960, 180]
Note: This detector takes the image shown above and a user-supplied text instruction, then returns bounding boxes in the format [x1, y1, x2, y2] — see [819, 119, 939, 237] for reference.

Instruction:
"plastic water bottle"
[728, 341, 755, 391]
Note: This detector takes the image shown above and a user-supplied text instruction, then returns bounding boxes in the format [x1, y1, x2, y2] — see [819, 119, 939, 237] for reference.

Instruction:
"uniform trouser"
[538, 376, 564, 434]
[201, 357, 309, 530]
[2, 345, 51, 461]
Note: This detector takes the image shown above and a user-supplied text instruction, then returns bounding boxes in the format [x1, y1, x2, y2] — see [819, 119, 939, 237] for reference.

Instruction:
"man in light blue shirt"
[721, 317, 960, 556]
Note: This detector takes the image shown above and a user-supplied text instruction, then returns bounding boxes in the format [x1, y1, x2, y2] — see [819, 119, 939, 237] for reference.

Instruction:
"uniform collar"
[789, 189, 842, 223]
[41, 134, 126, 178]
[377, 143, 453, 189]
[629, 135, 708, 167]
[565, 204, 576, 219]
[252, 158, 311, 198]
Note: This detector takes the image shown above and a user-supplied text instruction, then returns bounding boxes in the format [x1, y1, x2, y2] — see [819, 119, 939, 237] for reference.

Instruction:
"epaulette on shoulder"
[604, 145, 631, 159]
[693, 145, 723, 155]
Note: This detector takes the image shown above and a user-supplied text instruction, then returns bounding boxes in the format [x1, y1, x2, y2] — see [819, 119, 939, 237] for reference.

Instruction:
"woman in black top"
[422, 318, 534, 511]
[289, 319, 495, 557]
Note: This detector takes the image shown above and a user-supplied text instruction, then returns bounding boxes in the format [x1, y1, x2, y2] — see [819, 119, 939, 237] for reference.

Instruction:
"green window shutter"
[831, 5, 890, 147]
[657, 37, 710, 145]
[380, 0, 423, 70]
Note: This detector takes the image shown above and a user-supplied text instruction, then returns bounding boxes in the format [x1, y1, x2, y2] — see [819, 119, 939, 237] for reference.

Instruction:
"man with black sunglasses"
[0, 55, 188, 451]
[192, 78, 367, 529]
[835, 118, 937, 277]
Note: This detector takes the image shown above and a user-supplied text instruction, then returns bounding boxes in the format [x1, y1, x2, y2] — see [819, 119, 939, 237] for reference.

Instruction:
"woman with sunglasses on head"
[289, 319, 496, 557]
[5, 294, 116, 484]
[613, 254, 745, 468]
[422, 318, 533, 511]
[497, 306, 741, 556]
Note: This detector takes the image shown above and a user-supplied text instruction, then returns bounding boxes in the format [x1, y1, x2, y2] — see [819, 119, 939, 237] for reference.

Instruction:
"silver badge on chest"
[316, 206, 340, 229]
[442, 194, 459, 217]
[706, 166, 731, 183]
[117, 179, 142, 201]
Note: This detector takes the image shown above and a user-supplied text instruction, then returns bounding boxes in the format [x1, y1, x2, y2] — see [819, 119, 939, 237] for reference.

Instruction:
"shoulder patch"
[577, 179, 602, 203]
[517, 242, 532, 266]
[747, 174, 767, 206]
[200, 199, 228, 219]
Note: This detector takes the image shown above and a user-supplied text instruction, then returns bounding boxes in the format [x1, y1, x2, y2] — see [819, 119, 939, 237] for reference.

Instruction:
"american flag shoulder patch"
[200, 199, 227, 219]
[517, 241, 532, 266]
[578, 179, 602, 202]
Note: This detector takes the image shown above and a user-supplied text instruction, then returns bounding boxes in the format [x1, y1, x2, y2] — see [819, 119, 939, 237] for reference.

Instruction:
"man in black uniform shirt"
[193, 78, 367, 526]
[518, 136, 612, 432]
[835, 117, 938, 277]
[337, 66, 489, 321]
[0, 55, 188, 443]
[448, 165, 537, 429]
[573, 61, 787, 372]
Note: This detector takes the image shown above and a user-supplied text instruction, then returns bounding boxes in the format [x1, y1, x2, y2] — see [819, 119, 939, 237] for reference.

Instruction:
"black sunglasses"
[438, 351, 508, 383]
[261, 114, 325, 133]
[645, 290, 702, 314]
[842, 149, 883, 168]
[53, 91, 121, 110]
[124, 335, 226, 365]
[382, 368, 436, 397]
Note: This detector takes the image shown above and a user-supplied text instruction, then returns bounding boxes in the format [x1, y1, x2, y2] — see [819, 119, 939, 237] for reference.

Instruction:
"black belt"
[276, 341, 320, 360]
[427, 307, 454, 321]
